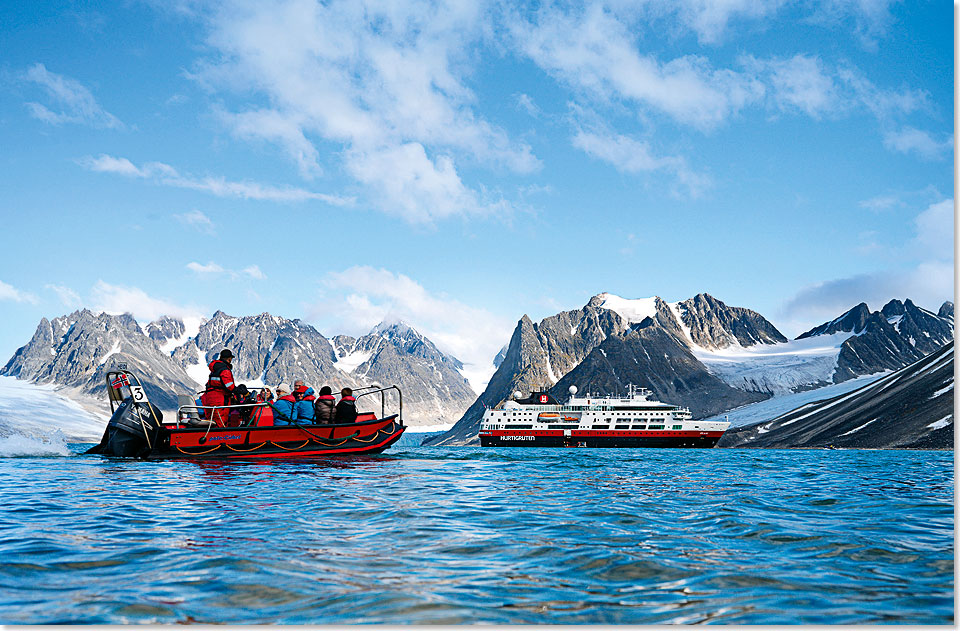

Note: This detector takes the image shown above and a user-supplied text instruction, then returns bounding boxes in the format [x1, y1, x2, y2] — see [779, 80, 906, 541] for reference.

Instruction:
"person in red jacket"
[201, 349, 236, 427]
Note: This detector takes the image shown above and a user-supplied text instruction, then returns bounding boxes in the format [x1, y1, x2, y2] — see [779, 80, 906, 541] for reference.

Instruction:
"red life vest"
[205, 359, 235, 395]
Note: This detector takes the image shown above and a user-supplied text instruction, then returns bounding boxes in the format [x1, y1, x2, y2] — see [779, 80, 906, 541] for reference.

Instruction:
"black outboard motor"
[86, 397, 164, 458]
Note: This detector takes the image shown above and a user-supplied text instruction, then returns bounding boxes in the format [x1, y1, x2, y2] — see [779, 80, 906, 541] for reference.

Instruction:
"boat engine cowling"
[86, 397, 164, 458]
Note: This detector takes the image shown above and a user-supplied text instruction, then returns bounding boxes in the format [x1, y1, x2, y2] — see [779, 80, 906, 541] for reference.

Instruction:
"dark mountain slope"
[719, 342, 953, 449]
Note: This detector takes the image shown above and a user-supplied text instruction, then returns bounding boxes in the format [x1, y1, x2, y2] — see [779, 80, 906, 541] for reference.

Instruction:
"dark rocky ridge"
[144, 315, 185, 347]
[551, 327, 768, 419]
[798, 299, 954, 384]
[424, 302, 630, 445]
[425, 292, 780, 446]
[336, 322, 476, 426]
[171, 310, 345, 389]
[719, 342, 953, 449]
[2, 309, 196, 410]
[674, 293, 788, 349]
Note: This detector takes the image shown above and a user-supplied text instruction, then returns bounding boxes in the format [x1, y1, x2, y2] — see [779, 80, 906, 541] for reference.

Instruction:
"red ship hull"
[479, 429, 725, 448]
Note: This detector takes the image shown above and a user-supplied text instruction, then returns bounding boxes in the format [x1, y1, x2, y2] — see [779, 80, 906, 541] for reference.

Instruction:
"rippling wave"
[0, 446, 952, 624]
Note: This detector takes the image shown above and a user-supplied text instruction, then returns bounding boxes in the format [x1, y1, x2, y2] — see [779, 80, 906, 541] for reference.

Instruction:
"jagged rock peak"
[939, 301, 954, 320]
[674, 293, 787, 349]
[144, 315, 185, 344]
[880, 299, 905, 318]
[797, 303, 871, 339]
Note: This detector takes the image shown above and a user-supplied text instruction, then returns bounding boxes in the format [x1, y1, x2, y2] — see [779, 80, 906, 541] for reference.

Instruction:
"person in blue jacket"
[271, 383, 296, 425]
[294, 385, 316, 423]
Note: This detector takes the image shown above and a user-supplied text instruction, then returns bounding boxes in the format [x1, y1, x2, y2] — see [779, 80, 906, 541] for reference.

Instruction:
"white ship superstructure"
[479, 385, 729, 448]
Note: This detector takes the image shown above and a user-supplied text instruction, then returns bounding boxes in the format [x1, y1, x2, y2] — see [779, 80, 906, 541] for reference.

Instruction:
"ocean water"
[0, 443, 952, 625]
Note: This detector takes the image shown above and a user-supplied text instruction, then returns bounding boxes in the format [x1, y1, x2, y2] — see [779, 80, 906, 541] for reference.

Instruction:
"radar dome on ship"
[568, 386, 578, 395]
[514, 391, 522, 399]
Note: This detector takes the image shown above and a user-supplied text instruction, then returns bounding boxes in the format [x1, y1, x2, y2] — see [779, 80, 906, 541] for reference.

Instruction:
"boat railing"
[355, 385, 403, 426]
[176, 401, 268, 427]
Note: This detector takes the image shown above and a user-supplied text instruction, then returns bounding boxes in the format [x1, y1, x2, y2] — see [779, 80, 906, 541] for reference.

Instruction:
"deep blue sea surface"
[0, 445, 952, 624]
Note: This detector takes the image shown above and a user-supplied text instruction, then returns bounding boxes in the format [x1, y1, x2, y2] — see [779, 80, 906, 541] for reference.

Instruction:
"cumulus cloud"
[0, 280, 39, 305]
[307, 266, 515, 391]
[345, 143, 509, 223]
[760, 54, 838, 118]
[673, 0, 787, 44]
[572, 129, 711, 198]
[509, 4, 764, 130]
[191, 0, 539, 223]
[23, 63, 124, 129]
[186, 261, 226, 274]
[79, 154, 352, 205]
[778, 198, 954, 336]
[91, 281, 206, 322]
[883, 127, 954, 161]
[242, 265, 266, 280]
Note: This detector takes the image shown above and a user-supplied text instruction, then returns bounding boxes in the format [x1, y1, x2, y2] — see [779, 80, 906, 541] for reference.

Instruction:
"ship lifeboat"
[85, 370, 405, 460]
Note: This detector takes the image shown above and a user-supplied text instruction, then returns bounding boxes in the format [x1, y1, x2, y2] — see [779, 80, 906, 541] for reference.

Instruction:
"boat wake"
[0, 428, 70, 457]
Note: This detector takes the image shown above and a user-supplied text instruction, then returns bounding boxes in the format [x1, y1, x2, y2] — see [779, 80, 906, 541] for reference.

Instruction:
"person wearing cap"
[271, 382, 297, 425]
[294, 384, 316, 423]
[201, 349, 236, 427]
[334, 387, 358, 424]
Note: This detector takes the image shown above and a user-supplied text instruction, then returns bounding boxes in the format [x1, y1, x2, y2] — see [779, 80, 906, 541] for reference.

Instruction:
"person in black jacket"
[314, 385, 336, 423]
[334, 387, 358, 424]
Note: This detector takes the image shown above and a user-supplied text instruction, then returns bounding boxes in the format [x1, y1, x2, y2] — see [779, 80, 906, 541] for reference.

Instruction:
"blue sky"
[0, 0, 953, 388]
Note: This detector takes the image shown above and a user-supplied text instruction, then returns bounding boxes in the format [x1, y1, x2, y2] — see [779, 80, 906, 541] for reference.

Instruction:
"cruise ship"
[479, 385, 729, 448]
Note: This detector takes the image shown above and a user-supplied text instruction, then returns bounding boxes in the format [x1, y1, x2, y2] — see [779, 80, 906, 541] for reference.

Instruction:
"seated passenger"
[230, 384, 256, 426]
[334, 387, 358, 424]
[271, 383, 296, 425]
[294, 385, 316, 423]
[314, 385, 336, 423]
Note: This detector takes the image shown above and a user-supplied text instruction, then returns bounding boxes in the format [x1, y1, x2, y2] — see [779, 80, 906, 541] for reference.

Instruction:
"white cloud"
[572, 129, 711, 198]
[308, 266, 515, 391]
[0, 280, 39, 305]
[883, 127, 953, 161]
[186, 261, 225, 274]
[45, 284, 82, 309]
[778, 198, 954, 336]
[174, 209, 215, 234]
[191, 0, 539, 223]
[673, 0, 787, 44]
[509, 4, 764, 130]
[516, 93, 540, 117]
[345, 143, 509, 223]
[762, 55, 838, 118]
[858, 194, 901, 212]
[23, 63, 124, 129]
[91, 280, 205, 322]
[187, 261, 268, 280]
[79, 154, 352, 205]
[911, 199, 954, 261]
[242, 265, 266, 280]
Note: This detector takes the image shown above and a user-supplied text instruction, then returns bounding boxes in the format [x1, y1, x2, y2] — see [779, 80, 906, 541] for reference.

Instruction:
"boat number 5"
[130, 386, 146, 402]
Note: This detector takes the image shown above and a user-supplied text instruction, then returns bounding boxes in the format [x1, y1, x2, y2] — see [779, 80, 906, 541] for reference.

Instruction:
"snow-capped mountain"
[425, 297, 634, 445]
[170, 311, 345, 389]
[3, 310, 475, 428]
[1, 309, 197, 410]
[793, 299, 953, 384]
[719, 341, 953, 449]
[426, 292, 954, 446]
[333, 321, 476, 428]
